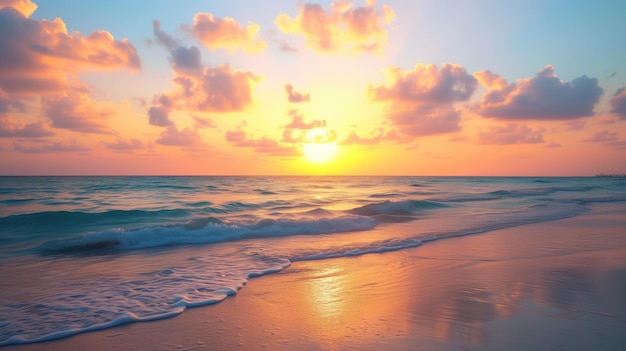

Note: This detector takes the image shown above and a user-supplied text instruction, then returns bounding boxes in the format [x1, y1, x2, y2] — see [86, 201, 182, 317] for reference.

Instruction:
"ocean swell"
[36, 215, 377, 254]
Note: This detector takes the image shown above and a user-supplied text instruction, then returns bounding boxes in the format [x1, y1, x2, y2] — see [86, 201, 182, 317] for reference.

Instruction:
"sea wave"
[436, 185, 599, 202]
[35, 215, 377, 254]
[0, 209, 191, 237]
[25, 199, 451, 254]
[294, 201, 589, 261]
[349, 199, 447, 216]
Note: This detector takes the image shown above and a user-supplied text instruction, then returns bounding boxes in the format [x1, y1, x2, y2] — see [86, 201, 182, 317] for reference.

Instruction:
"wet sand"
[6, 204, 626, 350]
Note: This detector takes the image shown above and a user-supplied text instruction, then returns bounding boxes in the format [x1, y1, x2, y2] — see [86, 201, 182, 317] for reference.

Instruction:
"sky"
[1, 0, 625, 176]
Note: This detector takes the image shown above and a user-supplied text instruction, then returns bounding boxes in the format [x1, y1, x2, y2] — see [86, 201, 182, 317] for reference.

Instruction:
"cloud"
[42, 92, 115, 134]
[226, 129, 300, 157]
[609, 87, 626, 120]
[583, 130, 618, 143]
[388, 106, 462, 137]
[0, 3, 140, 96]
[0, 115, 53, 137]
[338, 128, 400, 146]
[192, 115, 216, 129]
[149, 23, 262, 122]
[607, 141, 626, 150]
[156, 126, 203, 147]
[285, 109, 324, 129]
[474, 65, 603, 120]
[545, 142, 561, 148]
[278, 39, 298, 53]
[153, 20, 203, 76]
[583, 130, 626, 150]
[370, 64, 477, 104]
[478, 123, 545, 145]
[1, 0, 37, 17]
[0, 0, 140, 143]
[13, 139, 89, 153]
[103, 138, 144, 152]
[281, 128, 306, 143]
[285, 84, 311, 103]
[275, 0, 395, 54]
[281, 109, 334, 144]
[369, 63, 477, 137]
[190, 13, 266, 53]
[563, 120, 586, 131]
[148, 106, 173, 127]
[0, 92, 27, 113]
[195, 65, 261, 111]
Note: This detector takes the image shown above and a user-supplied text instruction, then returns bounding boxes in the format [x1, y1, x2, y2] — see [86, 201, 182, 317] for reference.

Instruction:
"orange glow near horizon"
[0, 0, 624, 176]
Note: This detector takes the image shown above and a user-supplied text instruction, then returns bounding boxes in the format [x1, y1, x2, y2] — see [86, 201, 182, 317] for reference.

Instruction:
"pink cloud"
[156, 126, 203, 147]
[563, 120, 586, 131]
[42, 92, 115, 134]
[226, 129, 300, 157]
[583, 130, 618, 143]
[148, 106, 173, 127]
[545, 142, 561, 148]
[276, 0, 395, 54]
[0, 0, 141, 145]
[0, 115, 53, 137]
[280, 109, 335, 144]
[195, 65, 261, 111]
[478, 123, 545, 145]
[609, 87, 626, 120]
[103, 138, 144, 153]
[389, 106, 462, 137]
[583, 130, 626, 150]
[13, 139, 89, 153]
[0, 3, 139, 96]
[369, 63, 477, 137]
[149, 23, 262, 123]
[338, 128, 400, 146]
[285, 84, 311, 103]
[285, 110, 324, 129]
[1, 0, 37, 17]
[190, 13, 266, 53]
[370, 64, 477, 104]
[281, 128, 306, 143]
[278, 39, 298, 53]
[474, 65, 602, 120]
[192, 115, 216, 129]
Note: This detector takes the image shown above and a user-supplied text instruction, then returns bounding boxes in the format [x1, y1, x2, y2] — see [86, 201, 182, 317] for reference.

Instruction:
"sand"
[5, 203, 626, 350]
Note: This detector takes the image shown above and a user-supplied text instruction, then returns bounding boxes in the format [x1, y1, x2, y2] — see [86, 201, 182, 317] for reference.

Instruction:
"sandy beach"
[5, 203, 626, 351]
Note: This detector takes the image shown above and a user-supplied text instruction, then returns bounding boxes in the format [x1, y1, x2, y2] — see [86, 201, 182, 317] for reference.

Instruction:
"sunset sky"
[1, 0, 625, 175]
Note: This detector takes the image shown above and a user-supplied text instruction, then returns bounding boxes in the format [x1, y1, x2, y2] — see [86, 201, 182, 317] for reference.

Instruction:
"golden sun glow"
[302, 142, 337, 163]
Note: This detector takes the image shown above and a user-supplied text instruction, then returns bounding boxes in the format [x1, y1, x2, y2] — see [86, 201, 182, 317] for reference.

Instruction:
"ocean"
[1, 176, 625, 346]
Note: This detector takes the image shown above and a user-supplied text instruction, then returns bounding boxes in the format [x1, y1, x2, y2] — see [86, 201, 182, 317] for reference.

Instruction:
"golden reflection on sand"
[307, 264, 345, 320]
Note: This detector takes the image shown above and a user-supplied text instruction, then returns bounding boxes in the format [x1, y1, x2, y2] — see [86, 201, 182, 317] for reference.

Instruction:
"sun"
[302, 142, 337, 163]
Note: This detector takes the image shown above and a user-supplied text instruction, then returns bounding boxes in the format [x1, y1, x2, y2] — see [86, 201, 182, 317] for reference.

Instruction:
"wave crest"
[36, 215, 376, 254]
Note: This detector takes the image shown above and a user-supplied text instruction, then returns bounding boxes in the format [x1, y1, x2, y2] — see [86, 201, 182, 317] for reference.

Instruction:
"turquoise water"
[0, 176, 624, 345]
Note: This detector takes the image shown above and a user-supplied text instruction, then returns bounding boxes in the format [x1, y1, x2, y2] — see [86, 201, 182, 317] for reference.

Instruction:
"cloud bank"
[149, 21, 262, 130]
[474, 65, 603, 120]
[226, 129, 300, 157]
[369, 63, 477, 137]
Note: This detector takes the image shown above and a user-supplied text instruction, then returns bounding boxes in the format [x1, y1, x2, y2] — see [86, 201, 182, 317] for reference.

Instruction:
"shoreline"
[4, 203, 626, 350]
